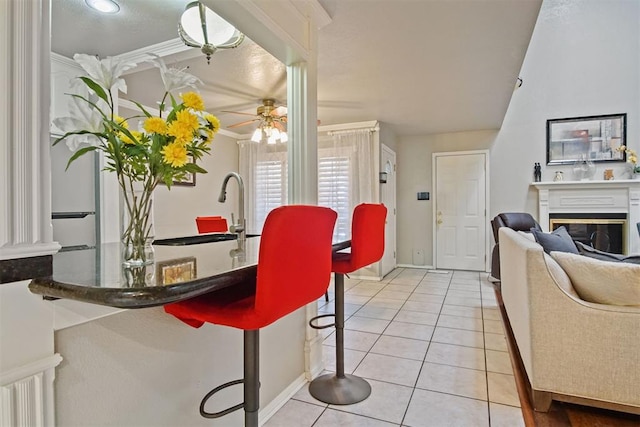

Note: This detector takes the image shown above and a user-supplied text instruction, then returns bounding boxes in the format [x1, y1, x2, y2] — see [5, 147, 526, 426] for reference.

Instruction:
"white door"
[435, 153, 486, 271]
[380, 145, 396, 276]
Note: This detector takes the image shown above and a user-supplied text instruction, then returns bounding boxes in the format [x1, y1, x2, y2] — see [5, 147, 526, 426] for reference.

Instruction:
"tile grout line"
[479, 272, 493, 427]
[398, 270, 452, 427]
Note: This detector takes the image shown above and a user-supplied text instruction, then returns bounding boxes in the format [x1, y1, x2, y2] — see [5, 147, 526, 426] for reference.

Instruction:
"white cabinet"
[50, 53, 86, 136]
[50, 53, 97, 251]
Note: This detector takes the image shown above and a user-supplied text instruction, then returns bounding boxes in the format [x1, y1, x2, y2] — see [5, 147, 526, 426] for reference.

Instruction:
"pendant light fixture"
[178, 1, 244, 64]
[250, 118, 288, 145]
[85, 0, 120, 14]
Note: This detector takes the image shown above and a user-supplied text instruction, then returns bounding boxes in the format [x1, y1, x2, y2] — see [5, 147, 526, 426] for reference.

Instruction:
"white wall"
[491, 0, 640, 216]
[154, 132, 240, 239]
[397, 130, 497, 266]
[396, 0, 640, 267]
[54, 307, 306, 426]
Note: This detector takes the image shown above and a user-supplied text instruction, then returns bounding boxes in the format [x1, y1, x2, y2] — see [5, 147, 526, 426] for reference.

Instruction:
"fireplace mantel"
[532, 180, 640, 254]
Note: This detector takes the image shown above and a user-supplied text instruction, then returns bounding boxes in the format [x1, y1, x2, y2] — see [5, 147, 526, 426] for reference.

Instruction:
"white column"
[0, 0, 60, 260]
[285, 20, 325, 380]
[287, 61, 318, 206]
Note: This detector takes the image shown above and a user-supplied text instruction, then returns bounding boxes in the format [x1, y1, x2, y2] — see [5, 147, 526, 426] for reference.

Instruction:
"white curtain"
[326, 128, 376, 204]
[239, 127, 376, 237]
[239, 140, 288, 234]
[322, 128, 376, 239]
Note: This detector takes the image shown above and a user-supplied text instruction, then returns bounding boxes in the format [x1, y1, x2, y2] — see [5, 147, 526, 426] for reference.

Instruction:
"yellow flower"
[161, 142, 188, 167]
[181, 91, 205, 111]
[168, 110, 199, 144]
[205, 114, 220, 134]
[144, 117, 168, 135]
[167, 121, 193, 145]
[119, 130, 142, 145]
[202, 129, 214, 145]
[113, 115, 128, 129]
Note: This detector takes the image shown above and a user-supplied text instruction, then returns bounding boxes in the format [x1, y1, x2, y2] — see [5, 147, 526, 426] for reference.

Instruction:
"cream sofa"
[498, 227, 640, 414]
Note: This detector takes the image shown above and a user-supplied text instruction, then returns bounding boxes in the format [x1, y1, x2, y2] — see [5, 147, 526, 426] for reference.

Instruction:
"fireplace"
[549, 213, 626, 254]
[533, 180, 640, 255]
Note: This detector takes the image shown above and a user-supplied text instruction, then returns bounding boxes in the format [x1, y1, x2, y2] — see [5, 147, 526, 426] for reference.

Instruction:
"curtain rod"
[327, 127, 378, 136]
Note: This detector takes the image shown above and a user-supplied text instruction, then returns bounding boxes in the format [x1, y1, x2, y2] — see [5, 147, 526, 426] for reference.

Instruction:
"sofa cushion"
[531, 226, 579, 254]
[550, 251, 640, 306]
[517, 231, 536, 241]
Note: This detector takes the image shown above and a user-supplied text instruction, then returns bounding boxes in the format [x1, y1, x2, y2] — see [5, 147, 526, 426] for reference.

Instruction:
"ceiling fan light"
[271, 128, 281, 140]
[85, 0, 120, 14]
[280, 132, 288, 143]
[267, 134, 277, 145]
[251, 128, 262, 143]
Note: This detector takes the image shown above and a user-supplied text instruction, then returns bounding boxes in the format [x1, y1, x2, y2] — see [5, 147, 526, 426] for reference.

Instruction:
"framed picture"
[157, 257, 197, 285]
[546, 113, 626, 165]
[172, 155, 196, 186]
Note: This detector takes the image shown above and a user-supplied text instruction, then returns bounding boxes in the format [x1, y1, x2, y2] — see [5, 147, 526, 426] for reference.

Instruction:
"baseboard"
[259, 373, 307, 425]
[347, 274, 382, 281]
[396, 264, 435, 270]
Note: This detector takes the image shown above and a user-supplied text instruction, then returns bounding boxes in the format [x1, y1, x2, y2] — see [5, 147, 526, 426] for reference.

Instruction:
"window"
[318, 156, 351, 241]
[254, 160, 287, 232]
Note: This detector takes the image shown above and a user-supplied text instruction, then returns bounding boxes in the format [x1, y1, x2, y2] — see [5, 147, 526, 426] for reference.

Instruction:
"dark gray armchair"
[490, 212, 542, 281]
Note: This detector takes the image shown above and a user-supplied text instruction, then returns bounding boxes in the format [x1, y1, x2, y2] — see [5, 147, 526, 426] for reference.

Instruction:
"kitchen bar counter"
[29, 236, 261, 309]
[29, 237, 352, 309]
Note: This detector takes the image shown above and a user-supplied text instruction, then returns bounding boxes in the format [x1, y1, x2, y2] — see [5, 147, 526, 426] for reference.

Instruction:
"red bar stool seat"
[309, 203, 387, 405]
[164, 205, 337, 426]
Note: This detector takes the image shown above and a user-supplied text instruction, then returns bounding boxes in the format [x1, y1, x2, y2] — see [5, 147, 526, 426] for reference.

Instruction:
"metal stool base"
[308, 373, 371, 405]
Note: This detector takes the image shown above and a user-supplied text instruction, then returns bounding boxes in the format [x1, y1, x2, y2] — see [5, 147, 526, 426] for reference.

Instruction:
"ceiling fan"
[223, 98, 287, 130]
[223, 99, 288, 143]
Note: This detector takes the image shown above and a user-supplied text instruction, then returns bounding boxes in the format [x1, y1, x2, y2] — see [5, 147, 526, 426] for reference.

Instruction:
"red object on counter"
[195, 216, 228, 234]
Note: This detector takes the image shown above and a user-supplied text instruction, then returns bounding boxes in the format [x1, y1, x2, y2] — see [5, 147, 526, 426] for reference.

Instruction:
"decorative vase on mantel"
[121, 181, 155, 268]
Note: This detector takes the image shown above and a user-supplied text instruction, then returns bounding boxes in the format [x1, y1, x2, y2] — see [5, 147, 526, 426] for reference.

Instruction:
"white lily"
[147, 53, 202, 93]
[53, 96, 107, 151]
[73, 53, 136, 94]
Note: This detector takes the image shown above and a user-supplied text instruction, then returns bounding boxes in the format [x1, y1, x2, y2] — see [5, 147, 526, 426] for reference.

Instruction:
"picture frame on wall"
[157, 257, 197, 285]
[546, 113, 627, 165]
[171, 155, 196, 186]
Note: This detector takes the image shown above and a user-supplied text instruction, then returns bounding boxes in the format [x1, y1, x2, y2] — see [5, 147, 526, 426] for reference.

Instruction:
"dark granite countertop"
[29, 237, 352, 309]
[29, 236, 260, 309]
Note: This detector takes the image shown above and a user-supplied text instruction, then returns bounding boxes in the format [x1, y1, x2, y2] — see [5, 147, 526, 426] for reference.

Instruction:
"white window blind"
[318, 156, 351, 241]
[255, 160, 287, 232]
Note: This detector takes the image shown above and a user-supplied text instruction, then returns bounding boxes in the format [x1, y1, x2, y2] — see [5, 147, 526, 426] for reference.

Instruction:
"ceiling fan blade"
[271, 106, 288, 116]
[274, 121, 286, 131]
[221, 110, 257, 117]
[228, 118, 260, 128]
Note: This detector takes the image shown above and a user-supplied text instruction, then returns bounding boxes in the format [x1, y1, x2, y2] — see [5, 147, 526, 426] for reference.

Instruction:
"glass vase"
[121, 183, 155, 267]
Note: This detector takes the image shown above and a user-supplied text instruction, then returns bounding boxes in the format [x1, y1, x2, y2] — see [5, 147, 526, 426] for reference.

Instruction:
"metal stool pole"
[308, 272, 371, 404]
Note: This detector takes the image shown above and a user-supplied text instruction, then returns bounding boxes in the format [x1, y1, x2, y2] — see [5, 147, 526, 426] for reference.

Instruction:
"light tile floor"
[265, 268, 525, 427]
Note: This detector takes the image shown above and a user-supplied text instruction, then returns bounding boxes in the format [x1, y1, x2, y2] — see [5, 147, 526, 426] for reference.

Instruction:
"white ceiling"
[52, 0, 542, 137]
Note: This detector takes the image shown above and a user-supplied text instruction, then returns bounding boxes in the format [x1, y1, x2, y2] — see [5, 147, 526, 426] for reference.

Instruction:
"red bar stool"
[164, 205, 337, 427]
[309, 203, 387, 405]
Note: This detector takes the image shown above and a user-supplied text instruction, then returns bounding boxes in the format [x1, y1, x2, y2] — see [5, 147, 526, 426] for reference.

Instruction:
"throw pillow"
[574, 241, 625, 262]
[550, 251, 640, 306]
[531, 226, 578, 254]
[621, 255, 640, 265]
[574, 241, 640, 265]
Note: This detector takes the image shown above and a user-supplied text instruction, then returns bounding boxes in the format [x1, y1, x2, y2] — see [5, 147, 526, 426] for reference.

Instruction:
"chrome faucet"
[218, 172, 246, 246]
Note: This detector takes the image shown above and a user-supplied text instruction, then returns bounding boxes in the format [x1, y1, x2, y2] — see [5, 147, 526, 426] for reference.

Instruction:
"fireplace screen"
[550, 216, 627, 254]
